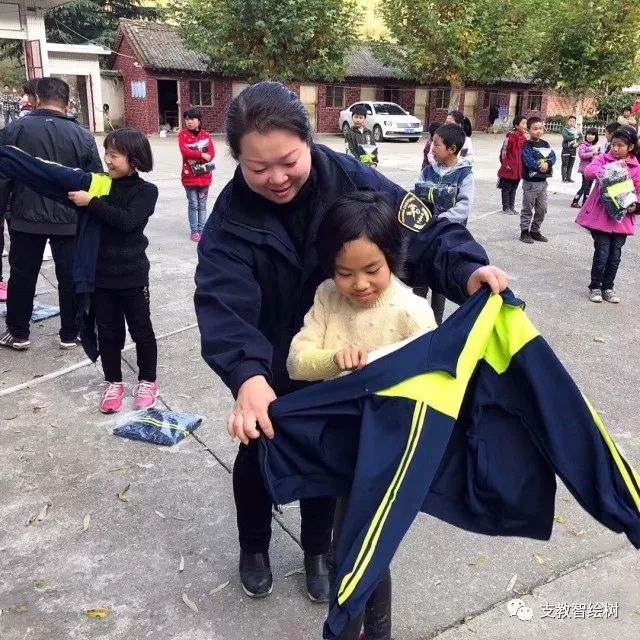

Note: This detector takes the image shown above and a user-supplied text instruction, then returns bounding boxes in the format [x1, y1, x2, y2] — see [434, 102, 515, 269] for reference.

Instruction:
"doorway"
[157, 79, 179, 130]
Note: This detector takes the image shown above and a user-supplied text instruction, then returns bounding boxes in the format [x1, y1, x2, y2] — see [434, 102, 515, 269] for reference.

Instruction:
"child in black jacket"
[68, 129, 159, 414]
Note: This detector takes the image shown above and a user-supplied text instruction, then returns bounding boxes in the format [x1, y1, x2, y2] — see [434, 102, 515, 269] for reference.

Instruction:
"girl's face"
[104, 147, 134, 178]
[445, 114, 456, 125]
[610, 137, 634, 160]
[239, 129, 312, 204]
[586, 133, 596, 143]
[516, 118, 528, 134]
[185, 117, 200, 131]
[334, 237, 391, 306]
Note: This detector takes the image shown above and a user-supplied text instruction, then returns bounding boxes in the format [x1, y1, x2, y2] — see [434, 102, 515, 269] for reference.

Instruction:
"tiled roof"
[117, 19, 209, 72]
[115, 20, 404, 79]
[346, 45, 404, 80]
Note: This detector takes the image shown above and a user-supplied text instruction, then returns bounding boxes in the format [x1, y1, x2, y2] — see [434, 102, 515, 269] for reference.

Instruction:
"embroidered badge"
[397, 193, 431, 232]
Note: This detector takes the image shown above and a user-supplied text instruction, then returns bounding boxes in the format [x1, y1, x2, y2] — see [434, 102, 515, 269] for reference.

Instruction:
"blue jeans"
[185, 186, 209, 234]
[589, 231, 627, 290]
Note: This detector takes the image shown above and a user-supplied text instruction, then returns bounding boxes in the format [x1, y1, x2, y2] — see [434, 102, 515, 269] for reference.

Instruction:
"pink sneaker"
[191, 233, 201, 242]
[100, 382, 125, 414]
[134, 380, 159, 410]
[0, 281, 7, 302]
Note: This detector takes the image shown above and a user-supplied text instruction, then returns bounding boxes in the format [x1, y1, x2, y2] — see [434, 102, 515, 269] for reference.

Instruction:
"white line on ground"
[0, 322, 199, 398]
[468, 208, 504, 223]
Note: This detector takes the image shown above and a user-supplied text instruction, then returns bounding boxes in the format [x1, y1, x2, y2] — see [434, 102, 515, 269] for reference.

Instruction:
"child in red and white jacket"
[497, 115, 528, 215]
[178, 108, 215, 241]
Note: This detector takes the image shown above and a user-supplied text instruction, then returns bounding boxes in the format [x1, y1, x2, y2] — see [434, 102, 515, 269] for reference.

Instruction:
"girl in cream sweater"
[286, 191, 437, 640]
[287, 191, 437, 381]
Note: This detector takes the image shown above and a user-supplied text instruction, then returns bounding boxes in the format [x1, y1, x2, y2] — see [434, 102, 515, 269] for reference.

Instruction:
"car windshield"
[373, 103, 406, 116]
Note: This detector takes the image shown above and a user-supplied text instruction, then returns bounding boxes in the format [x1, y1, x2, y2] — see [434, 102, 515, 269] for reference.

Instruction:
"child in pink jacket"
[575, 126, 639, 303]
[571, 128, 601, 208]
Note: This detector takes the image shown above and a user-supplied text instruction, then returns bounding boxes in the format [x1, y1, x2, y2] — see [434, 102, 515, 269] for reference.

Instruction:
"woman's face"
[445, 114, 456, 125]
[239, 129, 312, 204]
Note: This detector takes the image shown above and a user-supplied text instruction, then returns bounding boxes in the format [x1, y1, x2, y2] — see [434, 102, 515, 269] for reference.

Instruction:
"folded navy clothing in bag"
[112, 409, 202, 446]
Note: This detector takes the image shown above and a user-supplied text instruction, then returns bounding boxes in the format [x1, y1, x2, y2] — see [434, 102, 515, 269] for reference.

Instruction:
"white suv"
[339, 101, 423, 142]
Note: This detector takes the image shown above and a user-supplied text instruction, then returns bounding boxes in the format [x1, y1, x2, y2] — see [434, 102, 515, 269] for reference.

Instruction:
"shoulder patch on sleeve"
[397, 193, 431, 232]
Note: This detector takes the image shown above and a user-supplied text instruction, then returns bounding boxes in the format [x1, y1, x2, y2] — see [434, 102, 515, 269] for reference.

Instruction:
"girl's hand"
[68, 190, 93, 207]
[467, 265, 509, 296]
[201, 153, 212, 162]
[227, 375, 277, 445]
[333, 345, 368, 371]
[539, 162, 549, 173]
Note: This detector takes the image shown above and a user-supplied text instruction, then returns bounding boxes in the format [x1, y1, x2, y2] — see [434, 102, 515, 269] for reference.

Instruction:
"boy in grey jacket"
[415, 123, 474, 323]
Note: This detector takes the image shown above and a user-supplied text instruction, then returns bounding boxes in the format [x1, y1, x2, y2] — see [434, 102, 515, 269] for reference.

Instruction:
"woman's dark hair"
[606, 121, 621, 135]
[435, 123, 466, 154]
[184, 107, 203, 121]
[316, 192, 406, 278]
[583, 127, 599, 145]
[428, 122, 439, 136]
[226, 81, 312, 160]
[512, 115, 526, 129]
[104, 128, 154, 172]
[611, 125, 640, 159]
[448, 110, 472, 137]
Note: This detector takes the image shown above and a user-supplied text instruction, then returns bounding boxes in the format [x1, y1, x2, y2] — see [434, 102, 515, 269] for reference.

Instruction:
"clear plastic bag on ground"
[112, 408, 202, 446]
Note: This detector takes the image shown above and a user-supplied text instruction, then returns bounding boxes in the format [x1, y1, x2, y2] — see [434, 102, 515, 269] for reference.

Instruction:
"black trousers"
[93, 286, 157, 382]
[5, 228, 77, 341]
[574, 175, 593, 203]
[233, 438, 336, 554]
[589, 231, 627, 291]
[499, 177, 519, 211]
[561, 150, 576, 181]
[330, 498, 392, 640]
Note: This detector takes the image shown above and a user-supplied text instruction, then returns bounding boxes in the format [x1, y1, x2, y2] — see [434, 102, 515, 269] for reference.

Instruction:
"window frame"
[527, 91, 543, 112]
[434, 88, 451, 110]
[325, 85, 345, 109]
[190, 80, 213, 107]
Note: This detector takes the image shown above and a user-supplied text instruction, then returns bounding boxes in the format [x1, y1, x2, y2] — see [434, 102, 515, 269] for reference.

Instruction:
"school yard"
[0, 132, 638, 640]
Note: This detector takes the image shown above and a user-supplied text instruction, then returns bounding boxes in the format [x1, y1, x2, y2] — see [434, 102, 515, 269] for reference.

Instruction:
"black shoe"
[239, 551, 273, 598]
[304, 552, 330, 603]
[520, 231, 534, 244]
[530, 231, 549, 242]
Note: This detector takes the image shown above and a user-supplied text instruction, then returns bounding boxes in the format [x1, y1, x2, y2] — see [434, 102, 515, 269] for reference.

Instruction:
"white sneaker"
[602, 289, 620, 304]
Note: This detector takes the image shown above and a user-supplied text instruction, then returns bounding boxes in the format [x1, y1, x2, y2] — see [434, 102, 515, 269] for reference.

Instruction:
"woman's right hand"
[202, 153, 212, 162]
[227, 375, 277, 445]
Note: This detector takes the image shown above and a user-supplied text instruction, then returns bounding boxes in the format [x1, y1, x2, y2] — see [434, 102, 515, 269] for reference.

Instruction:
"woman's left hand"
[68, 190, 93, 207]
[467, 265, 509, 295]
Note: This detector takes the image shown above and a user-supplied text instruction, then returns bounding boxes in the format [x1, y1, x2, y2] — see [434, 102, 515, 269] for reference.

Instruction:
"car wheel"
[373, 125, 383, 142]
[342, 122, 351, 136]
[408, 137, 420, 143]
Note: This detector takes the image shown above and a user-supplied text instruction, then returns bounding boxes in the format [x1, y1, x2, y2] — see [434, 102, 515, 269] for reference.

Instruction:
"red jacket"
[498, 130, 527, 180]
[179, 129, 215, 187]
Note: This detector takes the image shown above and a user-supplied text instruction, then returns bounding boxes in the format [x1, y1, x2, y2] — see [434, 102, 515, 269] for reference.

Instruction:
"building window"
[131, 81, 146, 99]
[190, 80, 213, 106]
[383, 86, 400, 103]
[325, 85, 345, 108]
[434, 88, 451, 109]
[527, 91, 543, 112]
[483, 91, 500, 109]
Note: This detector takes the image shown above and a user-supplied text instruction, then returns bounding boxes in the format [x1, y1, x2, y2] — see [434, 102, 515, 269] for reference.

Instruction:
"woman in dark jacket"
[194, 81, 508, 622]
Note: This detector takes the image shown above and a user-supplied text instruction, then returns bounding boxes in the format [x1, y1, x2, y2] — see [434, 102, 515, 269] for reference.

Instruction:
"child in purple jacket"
[571, 128, 601, 208]
[575, 126, 639, 303]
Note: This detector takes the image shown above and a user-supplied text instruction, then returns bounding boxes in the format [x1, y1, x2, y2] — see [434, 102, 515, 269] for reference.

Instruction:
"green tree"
[45, 0, 160, 48]
[178, 0, 358, 81]
[528, 0, 640, 125]
[380, 0, 536, 110]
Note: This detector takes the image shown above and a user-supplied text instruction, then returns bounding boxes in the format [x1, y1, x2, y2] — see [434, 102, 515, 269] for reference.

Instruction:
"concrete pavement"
[0, 132, 638, 639]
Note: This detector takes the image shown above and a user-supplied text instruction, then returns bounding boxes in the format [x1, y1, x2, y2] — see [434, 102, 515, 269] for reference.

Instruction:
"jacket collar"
[30, 108, 75, 122]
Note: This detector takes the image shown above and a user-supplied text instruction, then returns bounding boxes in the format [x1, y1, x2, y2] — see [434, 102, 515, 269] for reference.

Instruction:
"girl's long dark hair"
[448, 110, 472, 137]
[611, 125, 640, 160]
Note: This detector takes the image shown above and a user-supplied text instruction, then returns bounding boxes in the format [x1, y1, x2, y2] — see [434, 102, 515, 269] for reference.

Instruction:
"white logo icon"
[507, 598, 534, 621]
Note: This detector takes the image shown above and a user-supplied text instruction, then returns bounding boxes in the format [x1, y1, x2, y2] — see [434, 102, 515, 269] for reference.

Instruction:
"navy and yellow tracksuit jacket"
[259, 289, 640, 639]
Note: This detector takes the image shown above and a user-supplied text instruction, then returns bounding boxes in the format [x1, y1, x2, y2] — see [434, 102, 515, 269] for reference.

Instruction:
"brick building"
[112, 19, 548, 135]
